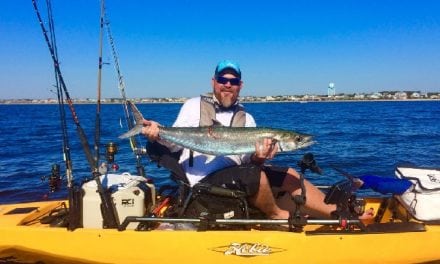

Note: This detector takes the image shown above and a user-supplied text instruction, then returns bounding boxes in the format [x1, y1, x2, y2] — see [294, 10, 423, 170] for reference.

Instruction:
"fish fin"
[211, 119, 223, 127]
[199, 119, 223, 128]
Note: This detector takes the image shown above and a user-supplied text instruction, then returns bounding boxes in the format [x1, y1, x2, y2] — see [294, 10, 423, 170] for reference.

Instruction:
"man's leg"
[202, 165, 290, 219]
[248, 171, 290, 219]
[201, 164, 336, 219]
[279, 168, 336, 218]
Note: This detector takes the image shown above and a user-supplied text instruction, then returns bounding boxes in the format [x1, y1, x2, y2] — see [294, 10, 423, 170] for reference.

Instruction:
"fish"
[119, 101, 314, 155]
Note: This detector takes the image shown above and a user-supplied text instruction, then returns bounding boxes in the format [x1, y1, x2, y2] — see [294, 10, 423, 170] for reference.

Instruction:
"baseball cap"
[214, 60, 241, 79]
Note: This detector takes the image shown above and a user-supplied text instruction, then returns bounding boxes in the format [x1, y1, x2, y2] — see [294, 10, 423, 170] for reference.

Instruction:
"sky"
[1, 1, 440, 99]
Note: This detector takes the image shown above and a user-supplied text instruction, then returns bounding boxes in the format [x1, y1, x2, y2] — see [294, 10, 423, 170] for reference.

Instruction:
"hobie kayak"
[1, 197, 439, 264]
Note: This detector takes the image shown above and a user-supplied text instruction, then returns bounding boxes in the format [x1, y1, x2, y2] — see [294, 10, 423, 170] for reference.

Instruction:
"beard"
[220, 96, 234, 108]
[219, 93, 237, 108]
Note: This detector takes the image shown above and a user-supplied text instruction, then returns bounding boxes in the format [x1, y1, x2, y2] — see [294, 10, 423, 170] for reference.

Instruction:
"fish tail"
[128, 101, 144, 125]
[118, 101, 144, 139]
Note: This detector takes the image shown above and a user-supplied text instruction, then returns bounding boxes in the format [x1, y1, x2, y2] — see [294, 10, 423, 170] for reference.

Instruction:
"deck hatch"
[5, 207, 39, 215]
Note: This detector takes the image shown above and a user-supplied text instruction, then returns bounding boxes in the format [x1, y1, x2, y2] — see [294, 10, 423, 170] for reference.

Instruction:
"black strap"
[146, 141, 186, 183]
[189, 150, 194, 167]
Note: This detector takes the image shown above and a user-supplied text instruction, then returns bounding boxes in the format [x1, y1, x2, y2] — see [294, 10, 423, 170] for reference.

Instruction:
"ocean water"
[0, 101, 439, 204]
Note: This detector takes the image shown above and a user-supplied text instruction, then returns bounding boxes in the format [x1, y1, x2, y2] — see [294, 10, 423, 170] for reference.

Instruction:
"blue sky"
[1, 1, 440, 99]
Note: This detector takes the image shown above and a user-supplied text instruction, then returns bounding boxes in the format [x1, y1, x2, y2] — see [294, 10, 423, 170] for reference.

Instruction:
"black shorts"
[200, 164, 288, 196]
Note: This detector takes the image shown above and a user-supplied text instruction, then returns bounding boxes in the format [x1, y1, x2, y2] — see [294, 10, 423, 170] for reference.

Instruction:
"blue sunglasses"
[216, 76, 241, 86]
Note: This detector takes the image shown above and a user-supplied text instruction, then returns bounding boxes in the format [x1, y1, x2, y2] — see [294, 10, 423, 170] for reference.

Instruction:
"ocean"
[0, 101, 439, 204]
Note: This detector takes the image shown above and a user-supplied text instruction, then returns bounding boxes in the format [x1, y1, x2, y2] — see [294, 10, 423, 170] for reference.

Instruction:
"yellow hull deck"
[1, 199, 440, 264]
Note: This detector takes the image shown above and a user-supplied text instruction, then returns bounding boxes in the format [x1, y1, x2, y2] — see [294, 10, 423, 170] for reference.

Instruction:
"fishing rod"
[34, 0, 82, 230]
[91, 0, 120, 229]
[46, 0, 72, 190]
[94, 0, 104, 171]
[33, 0, 119, 229]
[32, 0, 95, 171]
[104, 10, 146, 176]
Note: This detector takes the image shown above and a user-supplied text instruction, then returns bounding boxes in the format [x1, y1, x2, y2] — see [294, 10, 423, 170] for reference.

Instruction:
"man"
[142, 60, 339, 219]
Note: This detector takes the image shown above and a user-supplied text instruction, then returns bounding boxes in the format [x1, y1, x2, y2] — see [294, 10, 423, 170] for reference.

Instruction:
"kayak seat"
[146, 141, 262, 222]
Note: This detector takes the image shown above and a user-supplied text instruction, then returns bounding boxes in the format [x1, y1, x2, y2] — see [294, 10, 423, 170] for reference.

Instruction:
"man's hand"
[252, 138, 278, 164]
[141, 119, 161, 141]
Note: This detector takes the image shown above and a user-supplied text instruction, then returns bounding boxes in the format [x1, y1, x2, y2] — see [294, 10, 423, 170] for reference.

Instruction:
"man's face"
[212, 73, 242, 108]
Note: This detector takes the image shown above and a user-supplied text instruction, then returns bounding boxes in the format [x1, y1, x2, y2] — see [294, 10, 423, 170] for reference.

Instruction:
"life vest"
[199, 93, 246, 127]
[186, 94, 247, 167]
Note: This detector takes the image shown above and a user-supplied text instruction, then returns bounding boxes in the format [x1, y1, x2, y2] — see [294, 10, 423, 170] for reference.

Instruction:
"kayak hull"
[1, 199, 440, 264]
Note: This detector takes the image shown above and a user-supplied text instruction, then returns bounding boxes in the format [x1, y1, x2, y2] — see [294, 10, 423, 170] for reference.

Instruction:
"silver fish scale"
[118, 101, 314, 155]
[158, 126, 309, 155]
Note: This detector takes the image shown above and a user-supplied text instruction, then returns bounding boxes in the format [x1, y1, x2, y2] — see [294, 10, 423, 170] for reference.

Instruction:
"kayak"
[21, 2, 439, 263]
[1, 197, 439, 264]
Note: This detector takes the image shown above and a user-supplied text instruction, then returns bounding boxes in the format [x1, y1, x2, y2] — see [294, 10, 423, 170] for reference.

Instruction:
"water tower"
[328, 82, 335, 97]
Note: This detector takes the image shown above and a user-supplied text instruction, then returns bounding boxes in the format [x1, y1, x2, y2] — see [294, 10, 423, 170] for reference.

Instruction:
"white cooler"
[82, 173, 154, 229]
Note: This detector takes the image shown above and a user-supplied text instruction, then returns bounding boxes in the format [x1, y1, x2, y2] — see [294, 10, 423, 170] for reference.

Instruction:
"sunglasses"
[216, 76, 241, 86]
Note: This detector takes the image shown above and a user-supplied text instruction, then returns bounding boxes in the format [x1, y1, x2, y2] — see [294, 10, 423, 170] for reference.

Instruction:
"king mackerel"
[119, 101, 314, 155]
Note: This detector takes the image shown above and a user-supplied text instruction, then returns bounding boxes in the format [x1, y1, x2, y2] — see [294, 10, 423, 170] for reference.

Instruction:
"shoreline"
[1, 98, 439, 105]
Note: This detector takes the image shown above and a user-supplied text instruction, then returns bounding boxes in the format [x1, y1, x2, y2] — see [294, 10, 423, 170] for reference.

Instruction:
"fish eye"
[295, 136, 302, 142]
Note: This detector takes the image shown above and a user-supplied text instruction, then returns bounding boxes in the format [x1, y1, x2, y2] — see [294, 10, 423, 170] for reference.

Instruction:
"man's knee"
[282, 168, 302, 191]
[286, 168, 300, 178]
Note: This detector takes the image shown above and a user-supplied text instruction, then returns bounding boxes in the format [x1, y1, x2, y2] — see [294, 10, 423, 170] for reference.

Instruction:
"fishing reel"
[98, 142, 119, 173]
[324, 179, 365, 219]
[41, 164, 62, 193]
[105, 142, 118, 163]
[297, 153, 322, 175]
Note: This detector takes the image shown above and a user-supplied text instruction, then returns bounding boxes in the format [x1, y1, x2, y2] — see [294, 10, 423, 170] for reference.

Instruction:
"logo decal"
[121, 199, 134, 207]
[211, 243, 285, 257]
[428, 174, 440, 184]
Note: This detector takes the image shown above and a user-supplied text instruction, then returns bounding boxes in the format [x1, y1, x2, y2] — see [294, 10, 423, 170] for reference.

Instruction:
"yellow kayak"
[1, 197, 439, 264]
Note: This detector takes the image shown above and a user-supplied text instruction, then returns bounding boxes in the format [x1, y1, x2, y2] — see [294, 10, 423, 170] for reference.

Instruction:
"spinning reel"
[324, 167, 366, 221]
[41, 164, 62, 193]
